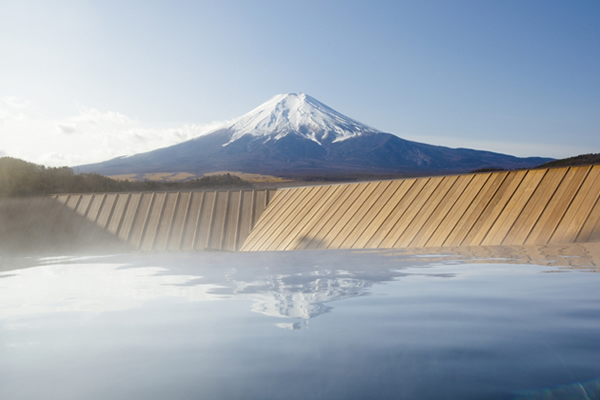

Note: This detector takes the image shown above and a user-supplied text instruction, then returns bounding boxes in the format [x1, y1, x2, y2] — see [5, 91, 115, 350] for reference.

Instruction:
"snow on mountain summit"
[220, 93, 381, 146]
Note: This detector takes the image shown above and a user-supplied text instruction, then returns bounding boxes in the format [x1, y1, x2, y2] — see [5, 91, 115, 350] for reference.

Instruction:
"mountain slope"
[78, 93, 553, 178]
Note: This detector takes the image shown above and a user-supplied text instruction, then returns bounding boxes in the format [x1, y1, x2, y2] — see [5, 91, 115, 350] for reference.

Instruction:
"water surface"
[1, 249, 599, 400]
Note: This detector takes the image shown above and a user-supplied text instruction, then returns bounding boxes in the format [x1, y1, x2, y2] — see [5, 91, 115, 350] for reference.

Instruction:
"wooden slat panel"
[550, 166, 600, 244]
[222, 191, 242, 251]
[365, 178, 423, 248]
[118, 193, 141, 242]
[575, 190, 600, 243]
[96, 193, 118, 229]
[236, 190, 256, 251]
[525, 166, 590, 245]
[294, 184, 360, 250]
[207, 191, 230, 249]
[56, 195, 69, 204]
[243, 189, 297, 250]
[264, 185, 328, 251]
[443, 172, 508, 247]
[153, 192, 179, 251]
[86, 194, 106, 223]
[129, 193, 154, 249]
[329, 181, 392, 249]
[426, 173, 491, 247]
[180, 192, 204, 251]
[345, 180, 406, 249]
[381, 176, 444, 248]
[502, 168, 566, 245]
[322, 182, 382, 249]
[409, 175, 473, 248]
[255, 187, 315, 251]
[194, 191, 217, 250]
[106, 193, 130, 235]
[250, 187, 310, 251]
[75, 194, 94, 217]
[66, 194, 81, 209]
[304, 183, 369, 250]
[140, 192, 166, 251]
[481, 169, 546, 246]
[167, 191, 191, 251]
[396, 176, 458, 248]
[461, 170, 526, 246]
[282, 184, 347, 251]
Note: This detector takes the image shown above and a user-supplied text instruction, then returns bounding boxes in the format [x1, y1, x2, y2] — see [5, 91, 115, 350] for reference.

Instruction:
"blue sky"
[1, 0, 598, 166]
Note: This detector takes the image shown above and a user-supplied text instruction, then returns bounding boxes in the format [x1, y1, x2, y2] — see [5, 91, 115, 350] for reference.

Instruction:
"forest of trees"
[0, 157, 252, 197]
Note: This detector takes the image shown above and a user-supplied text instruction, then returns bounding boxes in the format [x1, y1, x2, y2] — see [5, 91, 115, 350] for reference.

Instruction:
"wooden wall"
[241, 166, 600, 251]
[55, 189, 275, 251]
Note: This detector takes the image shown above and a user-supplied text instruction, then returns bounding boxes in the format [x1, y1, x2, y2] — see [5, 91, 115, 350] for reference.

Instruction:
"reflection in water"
[1, 247, 600, 400]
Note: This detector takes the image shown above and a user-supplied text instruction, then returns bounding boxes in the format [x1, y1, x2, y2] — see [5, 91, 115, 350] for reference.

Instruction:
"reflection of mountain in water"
[230, 270, 370, 320]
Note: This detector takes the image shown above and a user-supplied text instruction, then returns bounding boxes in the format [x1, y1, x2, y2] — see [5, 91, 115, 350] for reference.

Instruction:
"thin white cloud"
[0, 101, 229, 167]
[0, 96, 30, 124]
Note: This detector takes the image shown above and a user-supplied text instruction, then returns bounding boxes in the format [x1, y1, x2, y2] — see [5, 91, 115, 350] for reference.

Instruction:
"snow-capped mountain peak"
[220, 93, 381, 146]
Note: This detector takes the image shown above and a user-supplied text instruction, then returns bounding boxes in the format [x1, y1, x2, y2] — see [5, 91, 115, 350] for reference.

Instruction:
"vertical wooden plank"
[443, 171, 509, 247]
[168, 191, 191, 251]
[207, 191, 229, 249]
[380, 176, 444, 248]
[525, 166, 590, 245]
[328, 181, 392, 249]
[481, 169, 546, 246]
[461, 170, 527, 246]
[425, 173, 491, 247]
[107, 193, 130, 236]
[86, 194, 106, 223]
[194, 191, 216, 250]
[154, 192, 179, 251]
[75, 194, 94, 217]
[96, 193, 118, 229]
[222, 191, 242, 251]
[550, 166, 600, 244]
[55, 195, 69, 204]
[141, 192, 167, 251]
[236, 190, 256, 251]
[180, 192, 204, 251]
[118, 193, 141, 242]
[65, 194, 81, 209]
[129, 193, 154, 249]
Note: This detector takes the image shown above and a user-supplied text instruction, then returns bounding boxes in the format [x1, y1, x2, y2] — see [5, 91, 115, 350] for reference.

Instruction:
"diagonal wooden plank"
[481, 169, 546, 246]
[325, 181, 389, 249]
[381, 176, 444, 248]
[550, 166, 600, 244]
[525, 166, 590, 245]
[409, 174, 473, 248]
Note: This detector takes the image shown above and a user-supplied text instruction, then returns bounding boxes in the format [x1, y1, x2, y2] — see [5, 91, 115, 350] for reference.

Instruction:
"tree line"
[0, 157, 252, 197]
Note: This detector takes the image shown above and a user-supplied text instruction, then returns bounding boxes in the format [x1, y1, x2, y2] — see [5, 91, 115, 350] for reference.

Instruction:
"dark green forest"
[0, 157, 252, 197]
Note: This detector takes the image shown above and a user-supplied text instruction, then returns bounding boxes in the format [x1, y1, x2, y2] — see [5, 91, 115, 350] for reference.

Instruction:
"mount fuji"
[78, 93, 552, 178]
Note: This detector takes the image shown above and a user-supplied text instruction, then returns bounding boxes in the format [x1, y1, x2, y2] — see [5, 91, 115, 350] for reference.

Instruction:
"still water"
[1, 249, 599, 400]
